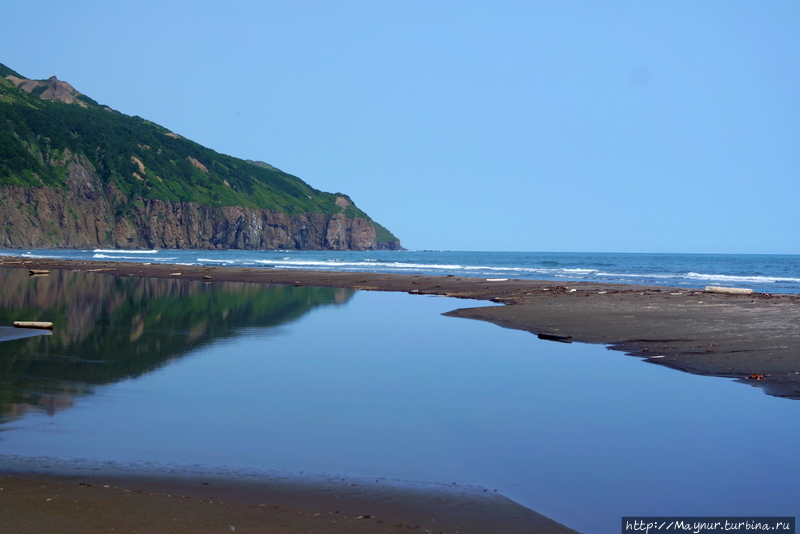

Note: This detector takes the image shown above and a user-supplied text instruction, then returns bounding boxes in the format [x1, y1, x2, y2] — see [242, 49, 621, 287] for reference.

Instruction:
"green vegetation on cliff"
[0, 62, 400, 247]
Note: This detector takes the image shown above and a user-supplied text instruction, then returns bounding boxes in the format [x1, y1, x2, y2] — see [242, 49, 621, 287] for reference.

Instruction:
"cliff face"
[0, 153, 395, 250]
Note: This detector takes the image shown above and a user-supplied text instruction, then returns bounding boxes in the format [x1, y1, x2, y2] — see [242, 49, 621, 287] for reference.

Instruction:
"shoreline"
[3, 255, 800, 400]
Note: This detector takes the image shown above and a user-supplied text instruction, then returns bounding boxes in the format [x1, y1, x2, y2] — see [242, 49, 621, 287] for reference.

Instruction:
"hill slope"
[0, 63, 401, 250]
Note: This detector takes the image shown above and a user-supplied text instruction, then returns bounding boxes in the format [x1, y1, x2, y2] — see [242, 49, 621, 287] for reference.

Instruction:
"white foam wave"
[685, 272, 800, 284]
[246, 259, 603, 279]
[93, 249, 159, 254]
[93, 254, 178, 261]
[19, 252, 59, 259]
[197, 258, 237, 264]
[596, 272, 679, 279]
[254, 259, 467, 270]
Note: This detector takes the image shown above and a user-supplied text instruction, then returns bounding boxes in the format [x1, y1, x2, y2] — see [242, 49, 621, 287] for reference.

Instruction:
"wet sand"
[3, 254, 800, 532]
[0, 470, 570, 534]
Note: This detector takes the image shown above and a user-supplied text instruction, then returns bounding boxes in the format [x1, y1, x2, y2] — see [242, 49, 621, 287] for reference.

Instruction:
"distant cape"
[0, 62, 402, 251]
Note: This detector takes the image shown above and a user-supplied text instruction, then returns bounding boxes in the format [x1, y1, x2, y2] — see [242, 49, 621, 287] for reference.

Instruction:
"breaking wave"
[93, 249, 159, 254]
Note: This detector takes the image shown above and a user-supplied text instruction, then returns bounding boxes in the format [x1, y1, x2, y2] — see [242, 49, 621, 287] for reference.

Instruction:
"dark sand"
[3, 254, 800, 532]
[0, 470, 569, 534]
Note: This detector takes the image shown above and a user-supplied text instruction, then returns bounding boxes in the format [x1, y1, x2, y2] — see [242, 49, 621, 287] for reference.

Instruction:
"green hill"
[0, 63, 401, 250]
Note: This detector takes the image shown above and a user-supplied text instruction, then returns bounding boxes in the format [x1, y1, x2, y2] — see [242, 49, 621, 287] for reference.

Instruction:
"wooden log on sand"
[704, 286, 754, 295]
[13, 321, 54, 330]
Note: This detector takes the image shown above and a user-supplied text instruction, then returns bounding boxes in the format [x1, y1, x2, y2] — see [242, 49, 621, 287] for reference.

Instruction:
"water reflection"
[3, 269, 800, 534]
[0, 268, 352, 422]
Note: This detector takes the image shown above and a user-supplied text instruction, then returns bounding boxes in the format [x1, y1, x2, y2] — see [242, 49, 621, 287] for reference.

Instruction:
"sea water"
[0, 269, 798, 534]
[2, 249, 800, 294]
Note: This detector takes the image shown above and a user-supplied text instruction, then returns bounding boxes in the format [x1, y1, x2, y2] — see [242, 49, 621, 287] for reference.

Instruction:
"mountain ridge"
[0, 63, 401, 250]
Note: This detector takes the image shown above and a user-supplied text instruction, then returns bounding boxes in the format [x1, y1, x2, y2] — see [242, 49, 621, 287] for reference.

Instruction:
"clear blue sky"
[2, 1, 798, 253]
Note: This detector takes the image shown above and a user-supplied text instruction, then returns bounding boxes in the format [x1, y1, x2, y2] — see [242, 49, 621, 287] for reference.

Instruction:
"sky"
[2, 1, 799, 253]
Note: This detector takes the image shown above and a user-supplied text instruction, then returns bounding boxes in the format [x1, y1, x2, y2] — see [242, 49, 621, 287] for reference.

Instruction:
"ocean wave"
[685, 272, 800, 284]
[253, 260, 467, 270]
[596, 272, 679, 279]
[196, 258, 238, 264]
[93, 249, 159, 254]
[93, 254, 178, 260]
[244, 259, 607, 279]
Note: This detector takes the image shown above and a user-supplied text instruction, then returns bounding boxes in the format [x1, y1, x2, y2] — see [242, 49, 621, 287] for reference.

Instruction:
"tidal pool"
[0, 269, 798, 533]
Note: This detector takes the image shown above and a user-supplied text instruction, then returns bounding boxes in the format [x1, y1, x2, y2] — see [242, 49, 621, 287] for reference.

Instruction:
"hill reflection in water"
[0, 268, 352, 422]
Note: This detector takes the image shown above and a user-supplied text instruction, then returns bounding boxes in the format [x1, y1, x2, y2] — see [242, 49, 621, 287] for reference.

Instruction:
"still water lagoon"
[0, 268, 798, 533]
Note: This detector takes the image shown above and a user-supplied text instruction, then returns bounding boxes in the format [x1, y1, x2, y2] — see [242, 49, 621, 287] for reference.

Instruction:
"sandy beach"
[2, 254, 800, 532]
[0, 469, 571, 534]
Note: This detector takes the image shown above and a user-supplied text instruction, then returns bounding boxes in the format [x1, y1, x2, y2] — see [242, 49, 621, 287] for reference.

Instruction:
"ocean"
[3, 249, 799, 294]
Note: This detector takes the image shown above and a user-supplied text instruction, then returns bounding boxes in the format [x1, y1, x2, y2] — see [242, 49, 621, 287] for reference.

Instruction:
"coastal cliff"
[0, 152, 385, 250]
[0, 63, 401, 250]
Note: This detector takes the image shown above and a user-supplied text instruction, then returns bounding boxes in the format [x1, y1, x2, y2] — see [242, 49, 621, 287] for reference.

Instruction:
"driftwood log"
[704, 286, 754, 295]
[13, 321, 54, 330]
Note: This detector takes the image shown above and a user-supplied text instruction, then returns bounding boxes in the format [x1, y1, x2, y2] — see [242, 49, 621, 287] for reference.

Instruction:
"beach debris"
[568, 288, 577, 292]
[648, 355, 665, 359]
[13, 321, 54, 330]
[28, 269, 49, 276]
[704, 286, 754, 295]
[169, 272, 182, 276]
[486, 278, 508, 282]
[598, 291, 607, 294]
[203, 275, 213, 280]
[747, 374, 765, 380]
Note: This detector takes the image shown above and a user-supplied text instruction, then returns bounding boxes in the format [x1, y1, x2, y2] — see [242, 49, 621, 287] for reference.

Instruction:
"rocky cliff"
[0, 151, 390, 250]
[0, 63, 402, 251]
